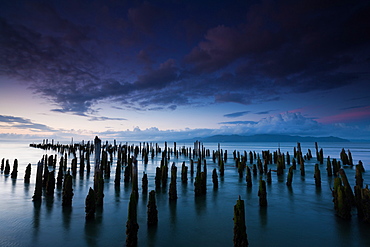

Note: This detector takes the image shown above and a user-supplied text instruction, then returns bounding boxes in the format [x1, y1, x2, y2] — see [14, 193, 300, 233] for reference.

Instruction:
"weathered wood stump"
[246, 166, 252, 188]
[286, 166, 294, 186]
[332, 177, 351, 219]
[85, 187, 96, 220]
[24, 163, 31, 183]
[32, 161, 43, 201]
[62, 171, 74, 207]
[169, 163, 177, 200]
[314, 164, 321, 187]
[147, 190, 158, 226]
[258, 179, 267, 207]
[233, 196, 248, 247]
[212, 168, 218, 189]
[10, 159, 18, 178]
[126, 192, 139, 247]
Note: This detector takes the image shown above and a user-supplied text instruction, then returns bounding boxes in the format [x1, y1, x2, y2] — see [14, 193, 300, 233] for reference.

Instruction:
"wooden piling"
[212, 168, 218, 189]
[169, 163, 177, 200]
[332, 177, 351, 219]
[286, 166, 294, 187]
[246, 166, 252, 188]
[62, 171, 74, 207]
[85, 187, 96, 220]
[32, 161, 43, 201]
[142, 172, 148, 194]
[126, 192, 139, 247]
[147, 190, 158, 226]
[314, 164, 321, 187]
[258, 179, 267, 207]
[10, 159, 18, 179]
[233, 196, 248, 247]
[24, 163, 31, 183]
[4, 159, 10, 175]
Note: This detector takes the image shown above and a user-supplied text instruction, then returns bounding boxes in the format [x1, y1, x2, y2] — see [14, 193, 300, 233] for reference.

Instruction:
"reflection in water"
[62, 207, 72, 231]
[45, 196, 54, 217]
[84, 217, 102, 247]
[32, 200, 41, 242]
[259, 207, 268, 227]
[169, 200, 177, 226]
[24, 182, 30, 197]
[194, 195, 206, 216]
[334, 216, 353, 246]
[147, 224, 158, 247]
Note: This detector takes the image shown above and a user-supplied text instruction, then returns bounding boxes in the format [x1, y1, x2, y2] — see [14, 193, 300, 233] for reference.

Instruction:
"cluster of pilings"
[2, 137, 368, 246]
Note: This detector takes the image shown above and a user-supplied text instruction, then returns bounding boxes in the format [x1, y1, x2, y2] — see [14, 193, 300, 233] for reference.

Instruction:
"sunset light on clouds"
[1, 0, 369, 141]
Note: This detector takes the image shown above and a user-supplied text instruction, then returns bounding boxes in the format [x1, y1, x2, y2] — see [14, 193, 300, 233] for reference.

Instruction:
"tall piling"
[233, 196, 248, 247]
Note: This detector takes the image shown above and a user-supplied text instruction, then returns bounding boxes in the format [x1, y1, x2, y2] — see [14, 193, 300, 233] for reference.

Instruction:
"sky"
[0, 0, 370, 142]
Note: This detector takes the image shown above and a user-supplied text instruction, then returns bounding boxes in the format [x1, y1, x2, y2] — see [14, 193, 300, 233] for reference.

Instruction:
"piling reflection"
[195, 195, 206, 216]
[62, 207, 72, 231]
[32, 200, 41, 242]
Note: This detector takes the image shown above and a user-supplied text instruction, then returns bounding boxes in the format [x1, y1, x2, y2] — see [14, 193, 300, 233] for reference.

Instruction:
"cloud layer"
[1, 0, 369, 117]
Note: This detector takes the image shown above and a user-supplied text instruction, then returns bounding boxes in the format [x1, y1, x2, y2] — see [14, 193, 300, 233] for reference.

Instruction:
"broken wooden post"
[10, 159, 18, 178]
[326, 156, 332, 176]
[85, 187, 96, 220]
[246, 166, 252, 188]
[115, 159, 122, 188]
[142, 172, 148, 194]
[314, 164, 321, 187]
[181, 162, 188, 183]
[286, 166, 294, 187]
[212, 168, 218, 189]
[277, 156, 284, 176]
[219, 159, 224, 177]
[4, 159, 10, 175]
[300, 158, 305, 176]
[62, 171, 74, 207]
[332, 177, 351, 219]
[169, 163, 177, 200]
[155, 166, 162, 189]
[46, 171, 55, 196]
[355, 164, 364, 188]
[0, 158, 4, 172]
[147, 190, 158, 226]
[338, 169, 355, 206]
[32, 161, 43, 201]
[258, 179, 267, 207]
[233, 196, 248, 247]
[24, 163, 31, 183]
[267, 169, 272, 184]
[126, 192, 139, 247]
[132, 158, 139, 200]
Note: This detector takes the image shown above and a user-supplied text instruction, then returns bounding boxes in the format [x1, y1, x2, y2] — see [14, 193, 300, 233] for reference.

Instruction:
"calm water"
[0, 141, 370, 247]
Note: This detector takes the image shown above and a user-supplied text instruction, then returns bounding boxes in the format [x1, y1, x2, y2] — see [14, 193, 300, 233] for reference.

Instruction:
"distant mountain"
[179, 134, 349, 143]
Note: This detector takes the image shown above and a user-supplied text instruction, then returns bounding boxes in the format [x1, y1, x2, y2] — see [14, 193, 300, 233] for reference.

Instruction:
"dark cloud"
[224, 111, 250, 118]
[255, 111, 274, 115]
[219, 121, 257, 125]
[0, 115, 55, 132]
[88, 116, 127, 122]
[1, 0, 369, 116]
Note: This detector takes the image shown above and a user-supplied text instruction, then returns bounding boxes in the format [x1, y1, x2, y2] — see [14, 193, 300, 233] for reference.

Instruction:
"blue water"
[0, 141, 370, 247]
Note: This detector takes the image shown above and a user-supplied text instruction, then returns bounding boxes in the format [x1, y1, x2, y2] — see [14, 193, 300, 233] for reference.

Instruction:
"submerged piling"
[258, 179, 267, 207]
[233, 196, 248, 247]
[314, 164, 321, 187]
[10, 159, 18, 179]
[85, 187, 96, 220]
[126, 192, 139, 247]
[212, 168, 218, 189]
[62, 171, 74, 207]
[147, 190, 158, 226]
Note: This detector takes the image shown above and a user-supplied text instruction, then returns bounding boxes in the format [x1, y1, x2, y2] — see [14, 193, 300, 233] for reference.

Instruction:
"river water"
[0, 140, 369, 247]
